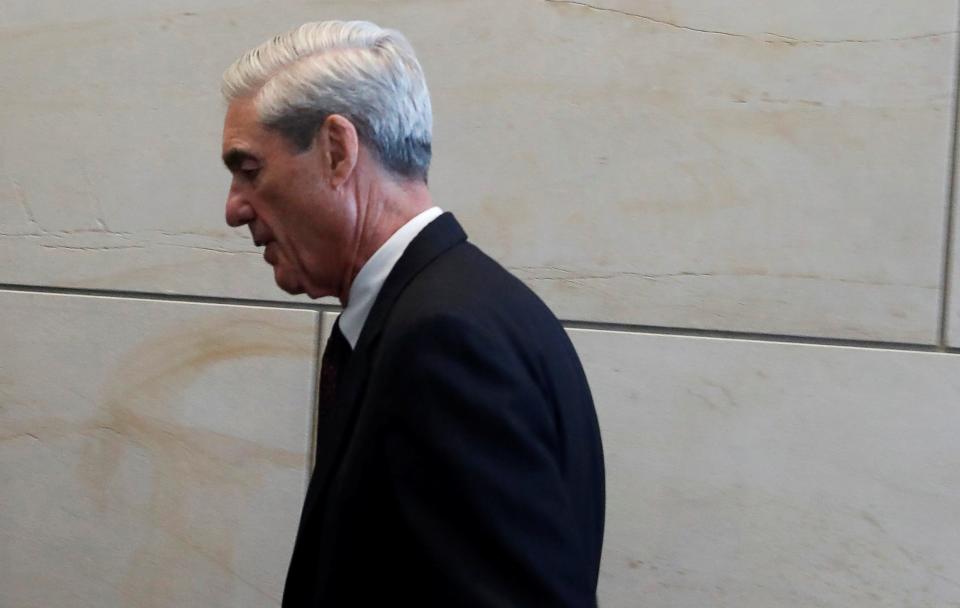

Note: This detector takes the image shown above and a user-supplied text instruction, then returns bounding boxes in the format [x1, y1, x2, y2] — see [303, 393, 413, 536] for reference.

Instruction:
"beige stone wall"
[2, 1, 959, 606]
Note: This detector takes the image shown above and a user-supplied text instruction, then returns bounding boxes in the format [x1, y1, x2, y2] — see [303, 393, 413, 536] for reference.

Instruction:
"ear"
[316, 114, 359, 188]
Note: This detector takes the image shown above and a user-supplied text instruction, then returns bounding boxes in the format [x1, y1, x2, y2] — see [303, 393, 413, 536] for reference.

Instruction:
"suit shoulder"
[380, 241, 585, 381]
[393, 241, 556, 326]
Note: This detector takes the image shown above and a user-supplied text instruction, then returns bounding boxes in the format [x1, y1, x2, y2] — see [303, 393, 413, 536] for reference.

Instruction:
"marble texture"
[568, 328, 960, 606]
[0, 0, 955, 341]
[0, 291, 320, 607]
[433, 0, 955, 344]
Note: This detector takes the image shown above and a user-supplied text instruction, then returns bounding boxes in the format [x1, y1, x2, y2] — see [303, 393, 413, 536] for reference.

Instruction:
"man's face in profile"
[221, 97, 349, 299]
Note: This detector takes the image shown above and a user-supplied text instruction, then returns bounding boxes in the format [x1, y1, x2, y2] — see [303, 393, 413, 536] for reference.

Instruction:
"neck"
[338, 172, 432, 305]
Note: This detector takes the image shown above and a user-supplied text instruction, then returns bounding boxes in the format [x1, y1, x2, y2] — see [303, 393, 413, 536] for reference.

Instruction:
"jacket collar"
[350, 211, 467, 356]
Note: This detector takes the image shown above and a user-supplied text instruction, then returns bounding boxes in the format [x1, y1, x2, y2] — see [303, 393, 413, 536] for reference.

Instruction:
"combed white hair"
[222, 20, 433, 182]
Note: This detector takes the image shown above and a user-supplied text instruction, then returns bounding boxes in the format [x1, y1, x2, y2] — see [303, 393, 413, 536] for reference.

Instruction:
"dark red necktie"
[318, 319, 351, 416]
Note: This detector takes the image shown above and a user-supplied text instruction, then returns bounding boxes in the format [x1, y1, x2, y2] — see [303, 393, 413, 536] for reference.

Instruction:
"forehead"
[221, 96, 271, 154]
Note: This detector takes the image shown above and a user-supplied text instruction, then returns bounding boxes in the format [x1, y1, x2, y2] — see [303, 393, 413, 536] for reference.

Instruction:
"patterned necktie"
[318, 319, 351, 416]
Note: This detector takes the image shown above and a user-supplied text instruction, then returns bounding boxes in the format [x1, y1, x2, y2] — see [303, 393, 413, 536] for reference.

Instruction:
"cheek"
[260, 175, 312, 224]
[253, 181, 283, 217]
[248, 188, 293, 244]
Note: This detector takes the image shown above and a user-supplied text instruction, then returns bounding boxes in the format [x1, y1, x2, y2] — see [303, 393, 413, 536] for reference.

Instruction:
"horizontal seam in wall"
[561, 320, 948, 353]
[0, 282, 955, 354]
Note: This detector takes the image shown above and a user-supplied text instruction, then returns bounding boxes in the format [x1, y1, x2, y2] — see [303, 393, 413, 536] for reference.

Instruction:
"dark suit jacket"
[283, 213, 605, 606]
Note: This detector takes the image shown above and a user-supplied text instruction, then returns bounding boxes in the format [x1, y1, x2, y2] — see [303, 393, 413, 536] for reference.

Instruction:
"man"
[220, 20, 604, 606]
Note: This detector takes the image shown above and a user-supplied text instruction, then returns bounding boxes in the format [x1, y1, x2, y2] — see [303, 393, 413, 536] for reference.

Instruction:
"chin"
[273, 266, 305, 295]
[303, 285, 327, 300]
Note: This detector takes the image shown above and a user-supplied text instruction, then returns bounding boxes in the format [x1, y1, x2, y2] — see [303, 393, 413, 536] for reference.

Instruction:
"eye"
[239, 160, 260, 181]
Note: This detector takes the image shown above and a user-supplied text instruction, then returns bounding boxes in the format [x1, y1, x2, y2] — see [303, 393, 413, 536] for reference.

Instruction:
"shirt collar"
[338, 206, 444, 349]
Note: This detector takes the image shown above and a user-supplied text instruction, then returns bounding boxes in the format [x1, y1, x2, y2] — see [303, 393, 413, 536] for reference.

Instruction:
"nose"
[225, 186, 255, 228]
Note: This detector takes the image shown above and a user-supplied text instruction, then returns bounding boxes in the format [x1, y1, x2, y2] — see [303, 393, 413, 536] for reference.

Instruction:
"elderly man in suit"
[220, 20, 605, 606]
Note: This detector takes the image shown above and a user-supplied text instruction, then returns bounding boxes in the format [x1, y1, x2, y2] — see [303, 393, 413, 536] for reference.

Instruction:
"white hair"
[221, 20, 433, 182]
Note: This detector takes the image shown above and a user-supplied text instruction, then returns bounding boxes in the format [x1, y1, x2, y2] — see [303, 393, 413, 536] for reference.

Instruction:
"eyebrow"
[222, 148, 259, 172]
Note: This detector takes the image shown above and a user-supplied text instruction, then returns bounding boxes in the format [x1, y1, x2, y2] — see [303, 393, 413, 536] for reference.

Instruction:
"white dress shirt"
[338, 206, 444, 349]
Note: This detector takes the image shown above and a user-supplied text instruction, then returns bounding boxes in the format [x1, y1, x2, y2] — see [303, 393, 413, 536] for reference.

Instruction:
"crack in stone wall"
[78, 163, 116, 233]
[509, 266, 938, 290]
[543, 0, 957, 45]
[20, 239, 261, 255]
[3, 181, 259, 255]
[12, 179, 43, 234]
[39, 244, 147, 252]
